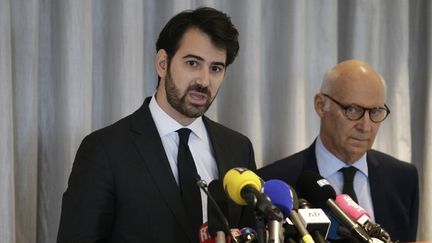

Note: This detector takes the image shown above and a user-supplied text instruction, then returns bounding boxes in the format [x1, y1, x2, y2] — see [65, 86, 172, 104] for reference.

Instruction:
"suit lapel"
[131, 98, 194, 241]
[304, 141, 320, 172]
[203, 117, 243, 223]
[367, 152, 388, 225]
[202, 117, 232, 180]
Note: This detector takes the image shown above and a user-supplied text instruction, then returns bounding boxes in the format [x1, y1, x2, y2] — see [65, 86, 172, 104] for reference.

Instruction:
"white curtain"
[1, 0, 431, 242]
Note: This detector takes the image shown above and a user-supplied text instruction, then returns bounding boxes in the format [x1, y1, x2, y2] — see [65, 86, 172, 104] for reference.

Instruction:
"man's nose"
[195, 68, 210, 87]
[356, 111, 373, 131]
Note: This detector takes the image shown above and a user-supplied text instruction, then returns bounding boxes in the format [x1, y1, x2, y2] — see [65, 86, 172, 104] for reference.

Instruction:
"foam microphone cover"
[297, 171, 336, 207]
[208, 180, 230, 237]
[223, 167, 263, 205]
[262, 179, 294, 218]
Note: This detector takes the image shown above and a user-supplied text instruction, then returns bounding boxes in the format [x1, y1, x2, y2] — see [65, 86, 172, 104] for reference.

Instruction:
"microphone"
[297, 171, 372, 243]
[297, 201, 331, 243]
[262, 179, 315, 243]
[223, 168, 283, 222]
[199, 222, 216, 243]
[240, 227, 258, 242]
[230, 228, 245, 243]
[335, 194, 392, 243]
[198, 179, 240, 243]
[223, 168, 283, 243]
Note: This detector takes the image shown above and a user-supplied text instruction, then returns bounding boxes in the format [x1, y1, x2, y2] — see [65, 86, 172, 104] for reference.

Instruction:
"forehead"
[333, 70, 386, 107]
[174, 28, 227, 63]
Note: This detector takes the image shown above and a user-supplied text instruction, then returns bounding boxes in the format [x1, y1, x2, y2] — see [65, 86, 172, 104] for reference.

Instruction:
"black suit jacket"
[57, 97, 256, 243]
[257, 141, 419, 242]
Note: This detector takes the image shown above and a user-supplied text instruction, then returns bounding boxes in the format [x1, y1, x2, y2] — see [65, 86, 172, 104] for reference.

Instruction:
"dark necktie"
[340, 166, 358, 203]
[176, 128, 202, 238]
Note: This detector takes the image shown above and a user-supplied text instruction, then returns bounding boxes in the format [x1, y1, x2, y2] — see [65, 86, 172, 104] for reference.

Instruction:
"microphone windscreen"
[262, 179, 293, 218]
[223, 168, 263, 205]
[297, 171, 336, 207]
[335, 194, 370, 223]
[207, 180, 229, 237]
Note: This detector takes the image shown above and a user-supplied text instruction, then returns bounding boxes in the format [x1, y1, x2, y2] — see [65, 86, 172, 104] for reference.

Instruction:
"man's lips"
[350, 137, 369, 143]
[188, 91, 208, 104]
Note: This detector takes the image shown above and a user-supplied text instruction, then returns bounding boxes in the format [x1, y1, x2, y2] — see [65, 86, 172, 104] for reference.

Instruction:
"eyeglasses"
[322, 93, 390, 123]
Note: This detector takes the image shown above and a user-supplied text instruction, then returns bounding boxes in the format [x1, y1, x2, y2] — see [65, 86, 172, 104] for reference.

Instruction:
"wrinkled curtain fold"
[1, 0, 431, 242]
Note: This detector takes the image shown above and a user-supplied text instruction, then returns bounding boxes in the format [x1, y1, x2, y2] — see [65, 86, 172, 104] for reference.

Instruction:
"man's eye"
[370, 108, 382, 116]
[187, 60, 198, 67]
[346, 105, 362, 114]
[211, 66, 224, 73]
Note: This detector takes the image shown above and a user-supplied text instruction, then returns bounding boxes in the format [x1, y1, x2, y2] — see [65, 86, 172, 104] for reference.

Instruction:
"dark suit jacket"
[257, 141, 419, 242]
[57, 97, 256, 243]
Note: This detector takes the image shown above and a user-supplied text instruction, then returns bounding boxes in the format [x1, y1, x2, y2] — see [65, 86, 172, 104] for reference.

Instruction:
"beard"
[165, 70, 213, 118]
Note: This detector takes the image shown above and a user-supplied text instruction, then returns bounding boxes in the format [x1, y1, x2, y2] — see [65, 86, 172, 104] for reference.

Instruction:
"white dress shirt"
[315, 136, 375, 221]
[148, 95, 218, 223]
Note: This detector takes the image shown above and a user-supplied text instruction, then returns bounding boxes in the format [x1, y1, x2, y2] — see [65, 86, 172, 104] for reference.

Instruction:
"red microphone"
[335, 194, 370, 225]
[335, 194, 392, 242]
[199, 222, 215, 243]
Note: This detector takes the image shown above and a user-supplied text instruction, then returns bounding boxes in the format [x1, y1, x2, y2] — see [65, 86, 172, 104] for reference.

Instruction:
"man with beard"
[57, 7, 256, 243]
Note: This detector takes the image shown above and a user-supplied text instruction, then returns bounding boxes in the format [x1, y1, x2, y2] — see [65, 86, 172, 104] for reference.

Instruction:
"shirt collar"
[149, 94, 206, 139]
[315, 136, 368, 178]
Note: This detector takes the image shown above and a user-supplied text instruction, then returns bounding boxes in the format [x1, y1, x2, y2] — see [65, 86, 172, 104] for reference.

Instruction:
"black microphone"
[207, 180, 232, 239]
[297, 171, 372, 243]
[197, 179, 231, 243]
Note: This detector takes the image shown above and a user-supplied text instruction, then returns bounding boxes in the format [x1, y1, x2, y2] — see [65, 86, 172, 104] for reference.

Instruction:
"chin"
[183, 106, 207, 118]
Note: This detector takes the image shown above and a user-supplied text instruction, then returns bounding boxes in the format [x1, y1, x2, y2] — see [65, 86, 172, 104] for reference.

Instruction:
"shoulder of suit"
[257, 147, 309, 180]
[368, 149, 418, 173]
[81, 104, 143, 146]
[202, 115, 250, 141]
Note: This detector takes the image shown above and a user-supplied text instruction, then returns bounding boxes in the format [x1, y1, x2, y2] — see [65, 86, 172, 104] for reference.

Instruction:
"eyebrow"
[182, 54, 226, 68]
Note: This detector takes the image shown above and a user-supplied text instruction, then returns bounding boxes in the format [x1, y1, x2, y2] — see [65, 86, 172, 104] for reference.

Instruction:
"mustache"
[188, 84, 210, 96]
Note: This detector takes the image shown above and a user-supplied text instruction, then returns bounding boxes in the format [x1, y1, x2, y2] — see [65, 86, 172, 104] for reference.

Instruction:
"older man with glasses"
[258, 59, 419, 243]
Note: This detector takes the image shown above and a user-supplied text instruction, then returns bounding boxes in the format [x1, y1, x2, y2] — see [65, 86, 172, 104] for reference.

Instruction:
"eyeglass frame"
[321, 93, 391, 123]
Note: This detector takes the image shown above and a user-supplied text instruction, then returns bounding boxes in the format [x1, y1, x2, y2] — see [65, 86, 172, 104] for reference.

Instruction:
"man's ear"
[314, 93, 326, 117]
[156, 49, 168, 78]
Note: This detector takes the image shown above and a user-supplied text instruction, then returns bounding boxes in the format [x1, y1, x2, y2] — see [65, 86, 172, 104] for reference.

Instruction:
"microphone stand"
[254, 213, 266, 243]
[246, 193, 284, 243]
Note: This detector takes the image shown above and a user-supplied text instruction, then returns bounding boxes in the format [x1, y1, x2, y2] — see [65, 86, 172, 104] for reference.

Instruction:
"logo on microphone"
[316, 178, 331, 187]
[199, 222, 211, 242]
[342, 194, 364, 213]
[308, 211, 321, 217]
